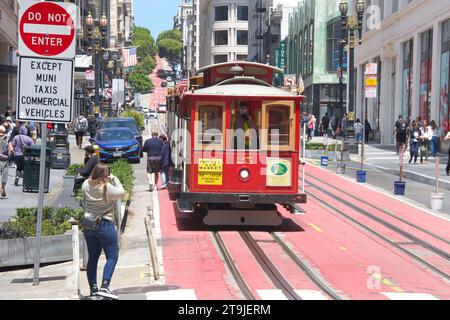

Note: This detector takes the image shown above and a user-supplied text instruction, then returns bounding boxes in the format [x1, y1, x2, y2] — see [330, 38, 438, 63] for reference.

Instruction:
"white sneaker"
[97, 287, 119, 300]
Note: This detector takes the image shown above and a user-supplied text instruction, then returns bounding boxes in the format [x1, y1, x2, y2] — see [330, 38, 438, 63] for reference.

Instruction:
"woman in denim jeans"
[82, 163, 124, 300]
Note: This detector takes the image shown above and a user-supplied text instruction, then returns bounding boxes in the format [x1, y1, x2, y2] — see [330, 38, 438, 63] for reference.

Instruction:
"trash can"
[23, 145, 51, 193]
[394, 181, 406, 196]
[50, 147, 71, 170]
[321, 156, 329, 166]
[356, 170, 367, 183]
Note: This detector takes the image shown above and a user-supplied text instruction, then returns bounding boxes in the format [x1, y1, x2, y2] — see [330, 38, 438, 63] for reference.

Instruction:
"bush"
[108, 160, 135, 195]
[66, 164, 83, 176]
[0, 207, 84, 239]
[305, 143, 342, 152]
[121, 108, 145, 128]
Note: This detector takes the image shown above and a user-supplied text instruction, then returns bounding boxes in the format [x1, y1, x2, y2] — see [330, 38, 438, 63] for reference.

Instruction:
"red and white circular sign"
[19, 1, 75, 57]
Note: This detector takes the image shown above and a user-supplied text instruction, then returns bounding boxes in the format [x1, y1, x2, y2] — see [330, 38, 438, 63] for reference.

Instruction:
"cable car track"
[305, 177, 450, 281]
[211, 231, 342, 300]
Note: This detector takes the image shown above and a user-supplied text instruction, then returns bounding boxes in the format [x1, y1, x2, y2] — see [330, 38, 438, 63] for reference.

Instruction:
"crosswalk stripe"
[257, 289, 288, 300]
[294, 290, 328, 300]
[381, 292, 439, 300]
[145, 289, 197, 300]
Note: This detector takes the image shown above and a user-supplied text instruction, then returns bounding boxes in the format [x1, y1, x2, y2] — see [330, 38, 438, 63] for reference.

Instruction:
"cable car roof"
[188, 83, 302, 97]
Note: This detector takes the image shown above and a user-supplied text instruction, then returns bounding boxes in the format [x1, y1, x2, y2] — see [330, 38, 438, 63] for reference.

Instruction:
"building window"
[440, 19, 450, 134]
[214, 30, 228, 46]
[214, 54, 228, 64]
[326, 18, 346, 72]
[215, 6, 228, 21]
[236, 30, 248, 45]
[402, 39, 414, 121]
[237, 6, 248, 21]
[419, 29, 433, 123]
[309, 22, 314, 76]
[236, 54, 248, 61]
[392, 0, 398, 13]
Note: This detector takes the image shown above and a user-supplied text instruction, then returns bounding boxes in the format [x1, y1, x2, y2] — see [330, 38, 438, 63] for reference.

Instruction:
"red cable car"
[166, 62, 306, 226]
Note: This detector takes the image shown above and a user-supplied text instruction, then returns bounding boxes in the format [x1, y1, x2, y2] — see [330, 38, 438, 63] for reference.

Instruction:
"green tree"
[134, 55, 156, 75]
[128, 72, 153, 92]
[157, 29, 183, 43]
[132, 26, 158, 59]
[157, 38, 183, 62]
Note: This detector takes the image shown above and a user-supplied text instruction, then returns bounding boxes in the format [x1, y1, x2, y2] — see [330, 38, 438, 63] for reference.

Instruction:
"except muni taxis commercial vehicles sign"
[266, 158, 292, 187]
[19, 0, 76, 59]
[17, 57, 74, 123]
[198, 159, 223, 186]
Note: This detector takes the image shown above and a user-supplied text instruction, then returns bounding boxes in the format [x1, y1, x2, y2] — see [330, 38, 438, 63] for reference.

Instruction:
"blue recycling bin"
[394, 181, 406, 195]
[356, 170, 366, 183]
[321, 156, 329, 166]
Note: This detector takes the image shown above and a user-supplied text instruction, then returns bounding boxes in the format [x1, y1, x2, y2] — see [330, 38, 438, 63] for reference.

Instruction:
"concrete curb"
[365, 163, 450, 191]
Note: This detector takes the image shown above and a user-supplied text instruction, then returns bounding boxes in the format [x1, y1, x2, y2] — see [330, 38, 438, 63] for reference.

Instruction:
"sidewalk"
[305, 136, 450, 191]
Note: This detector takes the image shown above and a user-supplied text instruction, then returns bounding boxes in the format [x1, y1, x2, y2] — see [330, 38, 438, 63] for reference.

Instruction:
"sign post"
[362, 63, 378, 172]
[18, 0, 77, 286]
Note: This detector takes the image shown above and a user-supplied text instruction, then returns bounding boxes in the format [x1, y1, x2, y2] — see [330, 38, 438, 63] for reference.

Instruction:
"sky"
[134, 0, 181, 40]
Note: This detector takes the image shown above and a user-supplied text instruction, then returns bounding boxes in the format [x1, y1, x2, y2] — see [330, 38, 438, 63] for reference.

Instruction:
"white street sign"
[17, 56, 74, 123]
[364, 63, 378, 75]
[113, 79, 125, 104]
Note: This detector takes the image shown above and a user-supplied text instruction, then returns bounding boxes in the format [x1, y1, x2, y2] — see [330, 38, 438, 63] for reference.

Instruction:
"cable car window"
[230, 100, 261, 150]
[196, 103, 225, 148]
[262, 101, 295, 150]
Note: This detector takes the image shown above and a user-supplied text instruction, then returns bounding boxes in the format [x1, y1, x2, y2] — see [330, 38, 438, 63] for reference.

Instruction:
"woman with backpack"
[9, 126, 34, 186]
[74, 114, 89, 149]
[0, 126, 10, 197]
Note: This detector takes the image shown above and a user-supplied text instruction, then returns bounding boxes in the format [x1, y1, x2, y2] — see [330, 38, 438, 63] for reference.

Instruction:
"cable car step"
[176, 199, 194, 213]
[203, 209, 282, 227]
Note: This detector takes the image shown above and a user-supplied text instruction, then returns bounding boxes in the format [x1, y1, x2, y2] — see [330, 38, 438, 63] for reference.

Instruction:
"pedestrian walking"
[0, 126, 10, 197]
[307, 115, 316, 141]
[445, 131, 450, 176]
[81, 163, 124, 300]
[354, 119, 363, 144]
[10, 126, 34, 186]
[409, 122, 420, 164]
[159, 134, 171, 190]
[429, 120, 440, 157]
[364, 119, 372, 143]
[87, 114, 98, 139]
[419, 120, 430, 163]
[321, 113, 330, 136]
[141, 131, 163, 191]
[74, 114, 88, 149]
[394, 115, 408, 155]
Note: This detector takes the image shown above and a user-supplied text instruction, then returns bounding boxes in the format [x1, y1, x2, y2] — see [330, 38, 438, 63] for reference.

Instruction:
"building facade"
[286, 0, 347, 120]
[174, 0, 194, 77]
[352, 0, 450, 147]
[197, 0, 249, 68]
[0, 0, 18, 115]
[248, 0, 298, 64]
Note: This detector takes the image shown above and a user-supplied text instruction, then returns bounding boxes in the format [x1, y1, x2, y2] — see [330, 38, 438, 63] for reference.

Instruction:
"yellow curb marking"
[373, 273, 404, 293]
[307, 223, 323, 233]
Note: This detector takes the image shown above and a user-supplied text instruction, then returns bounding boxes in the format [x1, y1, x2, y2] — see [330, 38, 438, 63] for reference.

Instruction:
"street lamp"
[339, 0, 364, 136]
[86, 10, 108, 115]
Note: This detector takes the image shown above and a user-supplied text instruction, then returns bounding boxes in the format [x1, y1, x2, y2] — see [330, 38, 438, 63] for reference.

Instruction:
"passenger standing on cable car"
[233, 101, 258, 149]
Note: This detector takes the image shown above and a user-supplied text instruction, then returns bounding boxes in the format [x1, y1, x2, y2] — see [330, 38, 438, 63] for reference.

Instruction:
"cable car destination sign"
[17, 0, 76, 123]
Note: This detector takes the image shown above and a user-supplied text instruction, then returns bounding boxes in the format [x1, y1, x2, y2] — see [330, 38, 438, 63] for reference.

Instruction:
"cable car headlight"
[239, 169, 250, 180]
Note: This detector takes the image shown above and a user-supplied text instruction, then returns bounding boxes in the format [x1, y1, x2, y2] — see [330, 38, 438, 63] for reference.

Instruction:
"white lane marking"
[295, 290, 328, 300]
[23, 24, 72, 36]
[381, 292, 439, 300]
[145, 289, 197, 300]
[257, 289, 288, 300]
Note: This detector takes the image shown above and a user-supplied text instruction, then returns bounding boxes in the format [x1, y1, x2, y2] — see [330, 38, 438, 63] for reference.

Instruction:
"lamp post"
[86, 11, 108, 115]
[339, 0, 365, 135]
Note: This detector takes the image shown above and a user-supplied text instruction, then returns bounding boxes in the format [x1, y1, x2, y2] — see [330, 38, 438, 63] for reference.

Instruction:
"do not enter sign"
[19, 0, 76, 59]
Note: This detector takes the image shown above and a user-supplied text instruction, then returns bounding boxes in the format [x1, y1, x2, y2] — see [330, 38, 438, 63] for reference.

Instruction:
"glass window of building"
[440, 19, 450, 134]
[309, 22, 314, 75]
[214, 30, 228, 46]
[236, 54, 248, 61]
[237, 6, 248, 21]
[326, 18, 346, 72]
[402, 39, 414, 120]
[419, 29, 433, 122]
[236, 30, 248, 45]
[214, 54, 228, 64]
[392, 0, 398, 13]
[215, 6, 228, 21]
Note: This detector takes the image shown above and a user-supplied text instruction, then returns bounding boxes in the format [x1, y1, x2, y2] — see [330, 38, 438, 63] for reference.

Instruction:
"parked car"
[147, 110, 158, 119]
[98, 118, 144, 152]
[91, 128, 140, 164]
[166, 76, 173, 82]
[161, 81, 167, 87]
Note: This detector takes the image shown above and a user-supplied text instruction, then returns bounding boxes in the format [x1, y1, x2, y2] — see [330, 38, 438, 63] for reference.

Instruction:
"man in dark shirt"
[394, 115, 409, 155]
[141, 132, 163, 191]
[321, 113, 330, 136]
[73, 146, 99, 193]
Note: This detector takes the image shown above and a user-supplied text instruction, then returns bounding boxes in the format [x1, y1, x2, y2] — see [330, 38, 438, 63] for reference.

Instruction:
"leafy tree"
[132, 26, 158, 59]
[157, 38, 183, 62]
[134, 56, 156, 75]
[157, 29, 183, 43]
[128, 72, 153, 92]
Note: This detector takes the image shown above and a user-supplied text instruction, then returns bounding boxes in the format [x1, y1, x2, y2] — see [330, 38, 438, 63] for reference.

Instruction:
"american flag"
[123, 48, 137, 68]
[176, 79, 189, 95]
